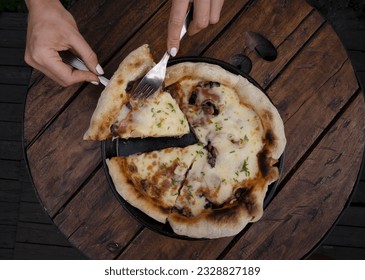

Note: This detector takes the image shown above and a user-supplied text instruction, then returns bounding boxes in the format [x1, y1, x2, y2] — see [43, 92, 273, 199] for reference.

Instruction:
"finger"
[210, 0, 224, 24]
[69, 32, 104, 75]
[167, 0, 190, 56]
[188, 0, 211, 36]
[37, 50, 99, 86]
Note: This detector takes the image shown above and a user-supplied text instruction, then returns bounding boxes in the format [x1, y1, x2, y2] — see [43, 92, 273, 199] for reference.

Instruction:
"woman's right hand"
[24, 0, 104, 86]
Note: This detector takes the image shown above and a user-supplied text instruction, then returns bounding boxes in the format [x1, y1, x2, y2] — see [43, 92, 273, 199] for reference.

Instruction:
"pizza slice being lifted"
[84, 44, 190, 141]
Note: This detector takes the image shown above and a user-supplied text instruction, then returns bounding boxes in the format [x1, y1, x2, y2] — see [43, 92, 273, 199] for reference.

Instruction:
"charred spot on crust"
[125, 102, 132, 110]
[188, 89, 198, 104]
[128, 164, 138, 173]
[234, 187, 249, 200]
[110, 123, 119, 137]
[257, 149, 270, 178]
[202, 81, 220, 88]
[125, 81, 135, 93]
[140, 179, 148, 191]
[172, 206, 192, 217]
[265, 129, 275, 146]
[204, 198, 223, 209]
[159, 205, 171, 215]
[202, 100, 219, 115]
[206, 204, 239, 223]
[205, 141, 218, 168]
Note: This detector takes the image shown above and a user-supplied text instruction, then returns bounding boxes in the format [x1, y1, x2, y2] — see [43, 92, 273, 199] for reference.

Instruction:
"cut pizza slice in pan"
[106, 143, 204, 223]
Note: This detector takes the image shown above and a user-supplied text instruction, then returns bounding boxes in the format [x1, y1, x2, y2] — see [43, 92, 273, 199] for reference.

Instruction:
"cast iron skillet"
[101, 56, 284, 240]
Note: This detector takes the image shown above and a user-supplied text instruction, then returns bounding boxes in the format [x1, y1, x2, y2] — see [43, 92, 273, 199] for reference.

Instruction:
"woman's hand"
[24, 0, 103, 86]
[167, 0, 225, 57]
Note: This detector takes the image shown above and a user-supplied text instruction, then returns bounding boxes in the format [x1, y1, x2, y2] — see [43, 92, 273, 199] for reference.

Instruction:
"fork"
[59, 51, 110, 86]
[130, 6, 194, 99]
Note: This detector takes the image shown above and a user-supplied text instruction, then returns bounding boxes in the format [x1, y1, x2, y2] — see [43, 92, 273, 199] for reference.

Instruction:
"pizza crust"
[106, 144, 204, 224]
[96, 58, 286, 239]
[84, 44, 154, 141]
[106, 157, 169, 223]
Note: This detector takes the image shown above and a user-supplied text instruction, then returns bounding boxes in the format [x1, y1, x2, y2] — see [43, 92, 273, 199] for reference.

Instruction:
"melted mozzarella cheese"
[126, 144, 203, 206]
[118, 91, 190, 138]
[174, 83, 265, 215]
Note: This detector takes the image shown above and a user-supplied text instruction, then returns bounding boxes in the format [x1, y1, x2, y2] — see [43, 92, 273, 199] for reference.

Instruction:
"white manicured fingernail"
[96, 64, 104, 75]
[91, 81, 99, 85]
[170, 47, 177, 57]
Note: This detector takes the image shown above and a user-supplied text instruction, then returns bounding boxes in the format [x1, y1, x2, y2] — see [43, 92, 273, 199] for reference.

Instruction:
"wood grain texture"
[21, 0, 365, 260]
[116, 0, 358, 259]
[223, 93, 365, 259]
[25, 0, 251, 218]
[53, 168, 141, 259]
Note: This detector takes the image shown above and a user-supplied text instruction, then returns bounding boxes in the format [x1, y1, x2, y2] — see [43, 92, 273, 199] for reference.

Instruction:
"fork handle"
[98, 76, 109, 86]
[179, 5, 194, 39]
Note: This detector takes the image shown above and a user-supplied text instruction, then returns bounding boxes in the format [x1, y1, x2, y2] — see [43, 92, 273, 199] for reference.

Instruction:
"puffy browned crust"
[234, 77, 286, 160]
[106, 157, 170, 223]
[164, 62, 286, 238]
[83, 44, 154, 141]
[166, 62, 285, 169]
[105, 61, 286, 239]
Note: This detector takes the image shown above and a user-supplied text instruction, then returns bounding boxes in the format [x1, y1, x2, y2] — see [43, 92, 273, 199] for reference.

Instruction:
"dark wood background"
[0, 0, 364, 259]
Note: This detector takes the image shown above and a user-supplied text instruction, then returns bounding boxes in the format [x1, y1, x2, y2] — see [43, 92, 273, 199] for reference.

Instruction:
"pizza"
[83, 44, 189, 141]
[85, 45, 286, 239]
[106, 144, 204, 223]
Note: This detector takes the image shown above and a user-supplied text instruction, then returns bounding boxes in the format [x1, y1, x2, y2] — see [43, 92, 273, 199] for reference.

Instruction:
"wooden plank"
[19, 160, 32, 183]
[205, 0, 314, 67]
[19, 181, 39, 203]
[120, 229, 231, 260]
[0, 179, 21, 203]
[13, 243, 87, 260]
[0, 160, 20, 180]
[0, 13, 27, 30]
[337, 206, 365, 227]
[223, 94, 365, 259]
[54, 168, 142, 260]
[26, 89, 102, 216]
[17, 202, 51, 224]
[336, 30, 365, 51]
[356, 72, 365, 89]
[0, 140, 22, 160]
[0, 85, 27, 104]
[0, 103, 23, 122]
[0, 202, 19, 226]
[0, 225, 16, 248]
[16, 222, 73, 247]
[348, 51, 365, 72]
[119, 7, 351, 260]
[313, 245, 365, 260]
[0, 29, 26, 48]
[270, 52, 358, 180]
[0, 47, 26, 66]
[352, 181, 365, 204]
[0, 65, 31, 85]
[322, 226, 365, 248]
[0, 121, 22, 141]
[0, 248, 13, 260]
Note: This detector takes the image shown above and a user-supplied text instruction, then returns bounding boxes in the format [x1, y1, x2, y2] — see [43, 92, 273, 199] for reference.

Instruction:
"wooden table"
[23, 0, 365, 259]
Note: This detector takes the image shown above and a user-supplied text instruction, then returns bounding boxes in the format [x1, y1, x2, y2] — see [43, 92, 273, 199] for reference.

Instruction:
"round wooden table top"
[24, 0, 365, 259]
